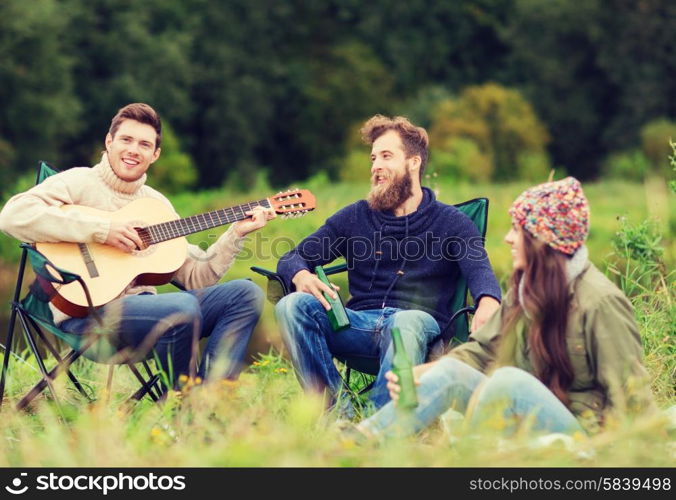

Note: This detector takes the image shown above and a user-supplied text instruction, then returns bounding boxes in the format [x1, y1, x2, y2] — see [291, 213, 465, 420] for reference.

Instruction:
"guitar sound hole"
[132, 246, 157, 257]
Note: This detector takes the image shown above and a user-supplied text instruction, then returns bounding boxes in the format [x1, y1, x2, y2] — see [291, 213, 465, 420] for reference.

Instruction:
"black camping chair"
[0, 162, 163, 411]
[251, 197, 490, 394]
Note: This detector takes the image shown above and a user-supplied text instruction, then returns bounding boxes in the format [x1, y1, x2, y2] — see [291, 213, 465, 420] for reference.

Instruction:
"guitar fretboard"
[143, 199, 271, 245]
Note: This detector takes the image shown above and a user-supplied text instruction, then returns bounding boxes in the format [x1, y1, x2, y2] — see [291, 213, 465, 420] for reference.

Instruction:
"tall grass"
[0, 178, 673, 466]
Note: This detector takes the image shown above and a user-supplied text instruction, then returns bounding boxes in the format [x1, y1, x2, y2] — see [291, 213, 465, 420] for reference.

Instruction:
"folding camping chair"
[251, 197, 490, 394]
[0, 161, 163, 411]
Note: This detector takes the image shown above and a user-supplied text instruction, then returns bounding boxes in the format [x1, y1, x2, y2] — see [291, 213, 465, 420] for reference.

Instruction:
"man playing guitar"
[0, 103, 276, 389]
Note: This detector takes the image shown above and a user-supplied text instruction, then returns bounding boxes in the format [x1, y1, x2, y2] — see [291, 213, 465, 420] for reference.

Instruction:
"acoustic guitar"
[36, 189, 315, 317]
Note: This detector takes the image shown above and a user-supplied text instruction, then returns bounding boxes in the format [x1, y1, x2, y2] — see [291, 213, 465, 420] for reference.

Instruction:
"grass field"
[0, 176, 673, 466]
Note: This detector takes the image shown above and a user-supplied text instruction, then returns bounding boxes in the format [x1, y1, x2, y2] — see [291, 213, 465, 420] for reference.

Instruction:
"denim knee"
[275, 292, 319, 322]
[229, 279, 265, 313]
[154, 294, 202, 341]
[481, 366, 533, 398]
[391, 309, 440, 343]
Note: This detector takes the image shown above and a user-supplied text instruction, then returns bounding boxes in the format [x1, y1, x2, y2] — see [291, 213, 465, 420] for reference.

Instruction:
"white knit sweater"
[0, 154, 244, 324]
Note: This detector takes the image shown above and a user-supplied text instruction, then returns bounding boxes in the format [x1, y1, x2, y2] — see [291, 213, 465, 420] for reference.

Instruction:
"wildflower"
[275, 367, 288, 374]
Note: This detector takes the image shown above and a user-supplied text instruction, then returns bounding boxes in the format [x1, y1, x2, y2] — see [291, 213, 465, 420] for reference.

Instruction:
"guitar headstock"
[270, 189, 316, 218]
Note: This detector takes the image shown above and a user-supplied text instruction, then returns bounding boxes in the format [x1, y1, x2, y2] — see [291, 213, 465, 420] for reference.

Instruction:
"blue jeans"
[274, 292, 440, 410]
[60, 280, 264, 387]
[359, 358, 584, 437]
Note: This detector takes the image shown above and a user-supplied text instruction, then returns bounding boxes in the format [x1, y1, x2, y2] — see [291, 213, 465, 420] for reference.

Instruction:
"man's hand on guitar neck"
[232, 205, 276, 238]
[105, 221, 146, 253]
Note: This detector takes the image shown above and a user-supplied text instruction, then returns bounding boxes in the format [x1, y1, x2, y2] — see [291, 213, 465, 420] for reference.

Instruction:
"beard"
[367, 166, 413, 212]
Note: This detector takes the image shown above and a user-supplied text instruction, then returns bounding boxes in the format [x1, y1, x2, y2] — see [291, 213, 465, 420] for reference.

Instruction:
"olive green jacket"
[447, 262, 655, 432]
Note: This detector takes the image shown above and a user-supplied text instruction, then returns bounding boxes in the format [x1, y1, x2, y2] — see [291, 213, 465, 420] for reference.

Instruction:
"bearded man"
[274, 115, 501, 414]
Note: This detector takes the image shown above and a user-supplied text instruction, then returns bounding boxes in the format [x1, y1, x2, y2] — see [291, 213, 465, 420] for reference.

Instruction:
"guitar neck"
[145, 198, 271, 244]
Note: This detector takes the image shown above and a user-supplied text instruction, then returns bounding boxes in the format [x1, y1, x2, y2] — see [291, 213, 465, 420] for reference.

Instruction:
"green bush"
[608, 218, 665, 297]
[640, 119, 676, 176]
[340, 148, 370, 183]
[427, 137, 491, 182]
[603, 150, 651, 182]
[429, 83, 551, 181]
[149, 123, 198, 194]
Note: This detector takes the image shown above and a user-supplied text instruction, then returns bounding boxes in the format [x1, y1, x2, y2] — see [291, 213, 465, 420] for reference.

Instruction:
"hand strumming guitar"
[105, 221, 146, 253]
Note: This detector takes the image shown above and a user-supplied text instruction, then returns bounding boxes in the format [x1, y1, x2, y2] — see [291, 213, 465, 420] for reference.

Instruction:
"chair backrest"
[35, 161, 60, 185]
[15, 162, 117, 361]
[444, 197, 489, 345]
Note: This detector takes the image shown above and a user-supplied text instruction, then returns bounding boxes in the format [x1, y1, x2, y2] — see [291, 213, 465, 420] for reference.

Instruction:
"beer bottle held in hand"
[391, 327, 418, 410]
[314, 265, 350, 331]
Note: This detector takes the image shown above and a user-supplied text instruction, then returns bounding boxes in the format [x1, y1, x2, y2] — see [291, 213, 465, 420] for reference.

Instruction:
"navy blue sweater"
[277, 187, 501, 332]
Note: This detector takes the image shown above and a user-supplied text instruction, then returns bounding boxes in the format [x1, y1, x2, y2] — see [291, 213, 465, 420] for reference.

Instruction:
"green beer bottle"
[314, 265, 350, 331]
[391, 327, 418, 411]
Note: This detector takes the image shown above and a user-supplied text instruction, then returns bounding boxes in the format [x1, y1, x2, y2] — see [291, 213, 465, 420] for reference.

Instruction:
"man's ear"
[151, 147, 161, 164]
[409, 155, 422, 173]
[105, 133, 113, 151]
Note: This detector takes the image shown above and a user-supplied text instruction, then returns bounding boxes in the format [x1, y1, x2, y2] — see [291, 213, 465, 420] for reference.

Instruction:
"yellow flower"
[150, 427, 163, 437]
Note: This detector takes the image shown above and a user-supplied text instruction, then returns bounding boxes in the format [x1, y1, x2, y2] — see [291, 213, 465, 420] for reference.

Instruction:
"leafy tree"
[500, 0, 613, 180]
[0, 0, 80, 183]
[593, 0, 676, 155]
[62, 0, 195, 168]
[149, 123, 198, 194]
[429, 83, 550, 181]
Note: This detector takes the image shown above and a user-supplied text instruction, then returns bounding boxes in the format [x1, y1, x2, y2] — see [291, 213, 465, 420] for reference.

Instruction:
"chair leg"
[26, 315, 91, 401]
[142, 360, 163, 400]
[15, 334, 99, 411]
[17, 311, 62, 410]
[0, 305, 20, 408]
[1, 251, 28, 409]
[127, 364, 159, 403]
[16, 348, 83, 410]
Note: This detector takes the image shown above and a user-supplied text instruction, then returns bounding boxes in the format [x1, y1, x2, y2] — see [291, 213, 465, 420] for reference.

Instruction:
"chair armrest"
[250, 266, 289, 304]
[448, 305, 476, 328]
[21, 243, 81, 285]
[323, 262, 348, 276]
[250, 266, 279, 279]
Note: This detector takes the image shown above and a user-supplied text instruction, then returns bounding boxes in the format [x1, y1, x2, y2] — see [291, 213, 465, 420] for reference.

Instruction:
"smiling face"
[105, 119, 161, 181]
[367, 130, 417, 211]
[504, 221, 527, 271]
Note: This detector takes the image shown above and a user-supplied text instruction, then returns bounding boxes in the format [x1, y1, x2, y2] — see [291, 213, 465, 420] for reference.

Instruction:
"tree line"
[1, 0, 674, 191]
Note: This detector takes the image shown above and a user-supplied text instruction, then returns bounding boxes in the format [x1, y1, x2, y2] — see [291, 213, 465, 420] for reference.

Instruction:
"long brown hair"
[500, 229, 574, 406]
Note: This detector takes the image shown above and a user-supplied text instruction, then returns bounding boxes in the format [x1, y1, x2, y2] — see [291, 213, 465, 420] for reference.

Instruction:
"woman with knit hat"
[352, 177, 656, 439]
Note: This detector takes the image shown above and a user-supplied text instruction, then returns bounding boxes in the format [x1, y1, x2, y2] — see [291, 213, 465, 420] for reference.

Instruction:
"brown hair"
[360, 114, 429, 181]
[109, 103, 162, 149]
[499, 230, 574, 406]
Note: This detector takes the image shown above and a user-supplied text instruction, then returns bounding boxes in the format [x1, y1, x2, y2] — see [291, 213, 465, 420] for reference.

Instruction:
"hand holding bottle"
[386, 362, 434, 402]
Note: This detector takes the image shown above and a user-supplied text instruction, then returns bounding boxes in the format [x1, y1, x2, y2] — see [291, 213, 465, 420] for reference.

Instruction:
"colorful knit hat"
[509, 177, 589, 255]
